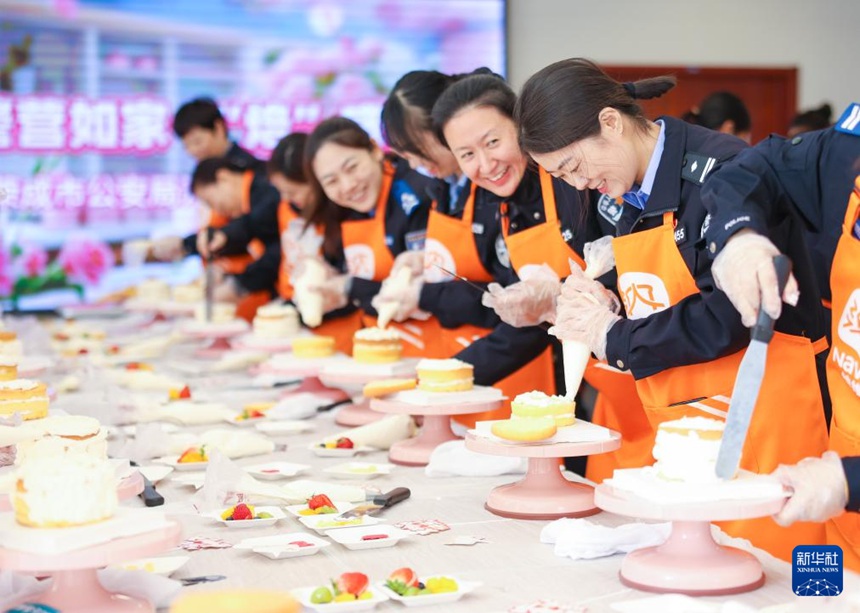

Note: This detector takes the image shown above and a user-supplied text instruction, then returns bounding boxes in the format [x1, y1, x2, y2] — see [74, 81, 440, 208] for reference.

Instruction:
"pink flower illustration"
[15, 243, 49, 278]
[57, 238, 115, 285]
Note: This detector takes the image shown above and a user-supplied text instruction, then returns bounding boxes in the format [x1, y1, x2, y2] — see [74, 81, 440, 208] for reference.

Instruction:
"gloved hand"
[281, 218, 323, 270]
[482, 264, 561, 328]
[372, 274, 423, 326]
[390, 250, 426, 280]
[150, 236, 184, 262]
[583, 235, 616, 279]
[196, 229, 227, 260]
[307, 274, 350, 314]
[563, 260, 622, 313]
[711, 229, 800, 327]
[772, 451, 848, 527]
[549, 289, 622, 361]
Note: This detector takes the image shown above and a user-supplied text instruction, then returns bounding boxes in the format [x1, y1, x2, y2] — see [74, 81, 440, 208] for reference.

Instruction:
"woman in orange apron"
[697, 111, 860, 568]
[300, 117, 443, 358]
[517, 58, 829, 561]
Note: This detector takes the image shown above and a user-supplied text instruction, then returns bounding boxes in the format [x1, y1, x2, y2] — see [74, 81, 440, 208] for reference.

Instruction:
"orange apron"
[207, 170, 269, 322]
[502, 168, 653, 482]
[613, 211, 829, 561]
[341, 161, 444, 358]
[423, 182, 554, 427]
[826, 176, 860, 571]
[277, 202, 361, 355]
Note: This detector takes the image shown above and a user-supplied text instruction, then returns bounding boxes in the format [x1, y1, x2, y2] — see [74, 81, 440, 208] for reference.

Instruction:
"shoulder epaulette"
[681, 152, 718, 185]
[835, 103, 860, 136]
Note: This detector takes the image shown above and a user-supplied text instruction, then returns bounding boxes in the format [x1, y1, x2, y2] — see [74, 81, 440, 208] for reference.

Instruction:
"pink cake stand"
[0, 471, 145, 513]
[251, 356, 352, 405]
[0, 521, 182, 612]
[319, 364, 419, 427]
[594, 481, 787, 595]
[465, 432, 621, 520]
[233, 333, 296, 353]
[371, 396, 504, 466]
[183, 323, 248, 358]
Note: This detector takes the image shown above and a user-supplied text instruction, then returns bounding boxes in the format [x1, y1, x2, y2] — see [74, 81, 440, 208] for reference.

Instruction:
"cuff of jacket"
[704, 214, 770, 259]
[604, 318, 634, 375]
[842, 456, 860, 512]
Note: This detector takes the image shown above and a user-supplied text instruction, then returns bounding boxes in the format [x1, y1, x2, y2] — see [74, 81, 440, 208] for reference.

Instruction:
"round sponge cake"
[491, 416, 557, 442]
[511, 391, 576, 427]
[292, 335, 336, 358]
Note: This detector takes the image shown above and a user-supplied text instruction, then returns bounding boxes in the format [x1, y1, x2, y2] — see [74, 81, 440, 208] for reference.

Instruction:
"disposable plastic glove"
[583, 235, 616, 279]
[196, 229, 227, 259]
[372, 272, 423, 327]
[306, 273, 350, 314]
[390, 249, 426, 280]
[772, 451, 848, 527]
[711, 229, 800, 327]
[562, 260, 622, 314]
[549, 292, 621, 361]
[482, 264, 561, 328]
[281, 218, 323, 271]
[150, 236, 184, 262]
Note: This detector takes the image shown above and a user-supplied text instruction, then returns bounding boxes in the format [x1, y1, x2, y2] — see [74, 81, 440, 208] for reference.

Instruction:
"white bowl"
[284, 500, 356, 518]
[291, 586, 388, 612]
[309, 442, 375, 458]
[375, 576, 481, 606]
[244, 461, 311, 481]
[235, 532, 330, 559]
[322, 462, 394, 480]
[112, 555, 190, 576]
[298, 513, 383, 535]
[326, 524, 411, 550]
[207, 505, 286, 528]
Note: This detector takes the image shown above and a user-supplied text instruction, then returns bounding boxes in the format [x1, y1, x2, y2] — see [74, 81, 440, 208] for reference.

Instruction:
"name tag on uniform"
[597, 194, 623, 225]
[674, 225, 687, 244]
[561, 227, 574, 242]
[405, 230, 426, 251]
[472, 223, 485, 235]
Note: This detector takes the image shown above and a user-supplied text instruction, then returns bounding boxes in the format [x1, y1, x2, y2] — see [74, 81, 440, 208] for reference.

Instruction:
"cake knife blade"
[204, 227, 215, 323]
[715, 255, 792, 480]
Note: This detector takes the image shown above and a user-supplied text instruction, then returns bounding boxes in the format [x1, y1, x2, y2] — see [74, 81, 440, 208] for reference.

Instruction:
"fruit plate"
[298, 513, 383, 535]
[309, 442, 375, 458]
[111, 555, 191, 576]
[284, 501, 356, 518]
[225, 414, 268, 428]
[244, 461, 311, 481]
[206, 505, 286, 528]
[234, 532, 330, 559]
[326, 524, 412, 550]
[376, 577, 481, 606]
[322, 462, 395, 480]
[152, 456, 209, 472]
[291, 586, 388, 612]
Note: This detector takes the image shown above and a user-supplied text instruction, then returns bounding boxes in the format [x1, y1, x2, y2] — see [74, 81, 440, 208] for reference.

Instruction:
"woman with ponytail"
[515, 58, 829, 562]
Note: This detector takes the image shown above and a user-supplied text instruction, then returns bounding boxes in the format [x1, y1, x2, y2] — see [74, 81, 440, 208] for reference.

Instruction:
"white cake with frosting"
[416, 358, 474, 392]
[252, 304, 300, 339]
[0, 379, 50, 420]
[16, 415, 107, 464]
[511, 391, 576, 427]
[0, 331, 23, 357]
[172, 282, 204, 303]
[194, 302, 236, 324]
[13, 454, 118, 527]
[652, 416, 725, 483]
[353, 326, 402, 363]
[136, 278, 171, 303]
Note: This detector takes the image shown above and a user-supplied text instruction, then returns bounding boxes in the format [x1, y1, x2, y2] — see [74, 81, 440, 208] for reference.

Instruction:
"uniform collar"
[622, 119, 665, 209]
[640, 116, 687, 217]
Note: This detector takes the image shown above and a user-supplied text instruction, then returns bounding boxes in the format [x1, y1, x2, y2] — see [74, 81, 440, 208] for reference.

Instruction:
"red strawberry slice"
[334, 572, 369, 596]
[388, 567, 418, 588]
[360, 534, 389, 541]
[289, 540, 314, 548]
[335, 437, 354, 449]
[307, 493, 335, 511]
[231, 503, 254, 520]
[178, 385, 192, 399]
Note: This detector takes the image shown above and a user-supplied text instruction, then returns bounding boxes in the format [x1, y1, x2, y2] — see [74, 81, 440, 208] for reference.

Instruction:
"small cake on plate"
[0, 357, 18, 381]
[13, 454, 118, 527]
[416, 359, 474, 392]
[353, 327, 402, 364]
[0, 331, 23, 357]
[253, 304, 300, 339]
[0, 379, 49, 420]
[136, 278, 171, 303]
[195, 302, 236, 324]
[292, 335, 335, 358]
[171, 282, 204, 303]
[652, 416, 725, 483]
[511, 391, 575, 427]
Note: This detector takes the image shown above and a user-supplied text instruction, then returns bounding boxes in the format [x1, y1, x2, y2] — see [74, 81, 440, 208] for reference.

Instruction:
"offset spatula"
[715, 255, 792, 480]
[204, 227, 215, 323]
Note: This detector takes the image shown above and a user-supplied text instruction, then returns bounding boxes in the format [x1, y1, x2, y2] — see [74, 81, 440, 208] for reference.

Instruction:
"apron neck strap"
[538, 167, 559, 224]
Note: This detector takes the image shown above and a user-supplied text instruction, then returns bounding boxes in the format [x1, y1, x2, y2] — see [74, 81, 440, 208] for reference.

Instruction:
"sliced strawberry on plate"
[386, 567, 418, 595]
[334, 572, 369, 596]
[307, 493, 335, 511]
[178, 385, 192, 399]
[335, 437, 354, 449]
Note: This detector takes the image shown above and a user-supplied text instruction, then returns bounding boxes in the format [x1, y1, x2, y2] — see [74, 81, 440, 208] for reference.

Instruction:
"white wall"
[507, 0, 859, 118]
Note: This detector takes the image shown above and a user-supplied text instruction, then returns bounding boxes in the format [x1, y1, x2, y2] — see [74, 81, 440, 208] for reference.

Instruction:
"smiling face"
[311, 142, 384, 213]
[442, 105, 528, 198]
[529, 108, 650, 199]
[398, 130, 460, 179]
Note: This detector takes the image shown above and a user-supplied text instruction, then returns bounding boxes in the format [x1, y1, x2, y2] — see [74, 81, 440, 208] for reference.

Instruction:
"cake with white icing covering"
[416, 358, 474, 392]
[14, 454, 118, 527]
[252, 304, 300, 338]
[353, 327, 402, 364]
[0, 331, 23, 357]
[0, 379, 49, 420]
[136, 278, 171, 303]
[16, 415, 107, 464]
[194, 302, 236, 324]
[511, 391, 576, 427]
[652, 416, 725, 483]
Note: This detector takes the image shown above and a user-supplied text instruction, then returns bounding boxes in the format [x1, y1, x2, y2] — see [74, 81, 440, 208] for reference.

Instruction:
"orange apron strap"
[812, 336, 830, 355]
[537, 167, 559, 225]
[500, 201, 510, 238]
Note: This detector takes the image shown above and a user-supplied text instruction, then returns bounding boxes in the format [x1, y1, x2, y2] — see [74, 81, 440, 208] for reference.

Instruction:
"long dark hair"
[516, 58, 676, 155]
[302, 117, 378, 260]
[267, 132, 309, 182]
[430, 73, 516, 147]
[684, 91, 750, 133]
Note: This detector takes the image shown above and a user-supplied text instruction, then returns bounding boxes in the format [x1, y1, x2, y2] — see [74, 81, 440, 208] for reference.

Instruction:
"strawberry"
[307, 493, 335, 511]
[335, 437, 354, 449]
[333, 572, 369, 597]
[231, 503, 254, 520]
[290, 540, 314, 548]
[178, 385, 192, 399]
[386, 568, 418, 595]
[178, 445, 207, 463]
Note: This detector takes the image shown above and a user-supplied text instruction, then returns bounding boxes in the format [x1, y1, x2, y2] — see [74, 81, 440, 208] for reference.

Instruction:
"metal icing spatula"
[204, 227, 215, 323]
[715, 255, 792, 480]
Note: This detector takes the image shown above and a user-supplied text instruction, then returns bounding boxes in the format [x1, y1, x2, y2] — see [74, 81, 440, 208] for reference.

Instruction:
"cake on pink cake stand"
[371, 390, 504, 466]
[465, 431, 620, 520]
[319, 359, 419, 427]
[233, 333, 297, 353]
[0, 470, 144, 513]
[253, 354, 352, 405]
[182, 321, 249, 358]
[0, 521, 182, 612]
[595, 479, 787, 595]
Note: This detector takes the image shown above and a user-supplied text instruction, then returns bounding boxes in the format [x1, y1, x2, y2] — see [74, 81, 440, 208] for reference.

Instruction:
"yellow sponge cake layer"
[0, 358, 17, 381]
[292, 335, 335, 358]
[511, 391, 576, 427]
[353, 327, 402, 364]
[0, 379, 49, 420]
[416, 358, 474, 392]
[492, 416, 557, 442]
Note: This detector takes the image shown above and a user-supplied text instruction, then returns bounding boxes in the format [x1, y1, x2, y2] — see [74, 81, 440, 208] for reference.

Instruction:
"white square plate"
[326, 524, 411, 550]
[255, 420, 315, 435]
[291, 586, 388, 612]
[111, 555, 190, 576]
[244, 462, 310, 481]
[298, 513, 383, 534]
[309, 442, 375, 458]
[136, 464, 174, 484]
[284, 501, 356, 518]
[152, 456, 209, 471]
[206, 505, 286, 528]
[376, 577, 481, 606]
[235, 532, 330, 559]
[322, 462, 394, 480]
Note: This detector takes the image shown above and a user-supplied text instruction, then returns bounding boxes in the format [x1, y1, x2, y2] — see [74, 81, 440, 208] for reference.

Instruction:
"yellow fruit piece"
[168, 388, 180, 400]
[144, 562, 156, 572]
[297, 508, 315, 516]
[333, 593, 356, 602]
[426, 577, 458, 593]
[220, 508, 233, 520]
[324, 441, 337, 449]
[358, 591, 373, 600]
[244, 402, 275, 413]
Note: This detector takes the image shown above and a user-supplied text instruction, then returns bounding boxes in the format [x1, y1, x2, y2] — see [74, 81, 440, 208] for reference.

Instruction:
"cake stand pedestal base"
[335, 399, 384, 427]
[195, 336, 234, 358]
[388, 414, 459, 466]
[619, 520, 764, 596]
[29, 569, 153, 613]
[281, 377, 350, 404]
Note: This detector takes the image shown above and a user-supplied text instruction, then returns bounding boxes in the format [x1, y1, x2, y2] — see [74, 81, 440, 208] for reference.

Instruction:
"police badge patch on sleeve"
[405, 230, 427, 251]
[597, 194, 623, 225]
[495, 235, 511, 268]
[392, 180, 421, 216]
[700, 213, 711, 239]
